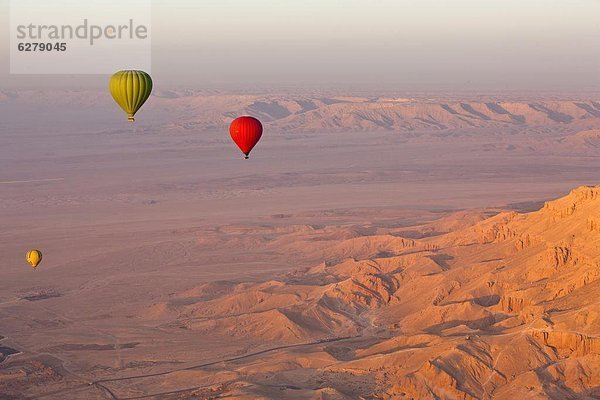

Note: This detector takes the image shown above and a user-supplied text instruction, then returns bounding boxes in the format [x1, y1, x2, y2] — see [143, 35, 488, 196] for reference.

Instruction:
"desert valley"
[0, 91, 599, 399]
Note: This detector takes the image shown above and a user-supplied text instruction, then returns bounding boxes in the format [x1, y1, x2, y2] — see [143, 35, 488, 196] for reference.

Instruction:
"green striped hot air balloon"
[109, 70, 153, 122]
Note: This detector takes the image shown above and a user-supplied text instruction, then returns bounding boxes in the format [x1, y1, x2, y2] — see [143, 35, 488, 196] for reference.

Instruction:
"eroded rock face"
[530, 330, 600, 358]
[499, 295, 532, 313]
[128, 186, 600, 399]
[325, 273, 401, 311]
[545, 268, 600, 300]
[396, 360, 480, 400]
[588, 217, 600, 233]
[543, 186, 600, 220]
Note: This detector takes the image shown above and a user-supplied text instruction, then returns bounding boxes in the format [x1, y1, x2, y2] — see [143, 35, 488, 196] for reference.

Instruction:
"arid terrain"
[0, 92, 599, 399]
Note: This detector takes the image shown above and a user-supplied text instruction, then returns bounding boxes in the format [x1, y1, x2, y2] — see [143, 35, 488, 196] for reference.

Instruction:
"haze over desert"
[0, 89, 599, 399]
[2, 0, 600, 398]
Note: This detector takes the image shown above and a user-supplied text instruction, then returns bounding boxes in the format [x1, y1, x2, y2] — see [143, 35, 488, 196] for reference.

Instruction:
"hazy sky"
[1, 0, 599, 91]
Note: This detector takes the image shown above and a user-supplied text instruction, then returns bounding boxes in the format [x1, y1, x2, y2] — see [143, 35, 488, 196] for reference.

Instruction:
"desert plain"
[0, 91, 599, 399]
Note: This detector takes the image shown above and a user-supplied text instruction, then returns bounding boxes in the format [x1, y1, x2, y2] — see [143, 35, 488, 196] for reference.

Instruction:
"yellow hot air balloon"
[109, 70, 153, 122]
[26, 249, 42, 269]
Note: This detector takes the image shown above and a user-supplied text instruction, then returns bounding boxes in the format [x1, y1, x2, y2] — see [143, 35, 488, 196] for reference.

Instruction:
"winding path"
[37, 335, 359, 400]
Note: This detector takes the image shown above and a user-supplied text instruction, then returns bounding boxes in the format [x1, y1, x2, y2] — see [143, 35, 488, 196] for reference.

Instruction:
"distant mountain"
[563, 129, 600, 148]
[2, 90, 600, 133]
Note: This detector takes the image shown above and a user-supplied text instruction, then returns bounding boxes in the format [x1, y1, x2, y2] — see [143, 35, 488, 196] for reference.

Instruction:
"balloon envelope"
[109, 70, 153, 122]
[26, 249, 42, 269]
[229, 116, 263, 159]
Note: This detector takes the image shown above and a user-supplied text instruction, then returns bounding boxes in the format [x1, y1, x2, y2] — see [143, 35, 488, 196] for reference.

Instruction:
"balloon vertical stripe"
[109, 70, 153, 122]
[230, 116, 263, 159]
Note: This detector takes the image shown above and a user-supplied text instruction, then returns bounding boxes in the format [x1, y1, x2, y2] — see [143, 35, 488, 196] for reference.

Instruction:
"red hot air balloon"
[229, 116, 263, 159]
